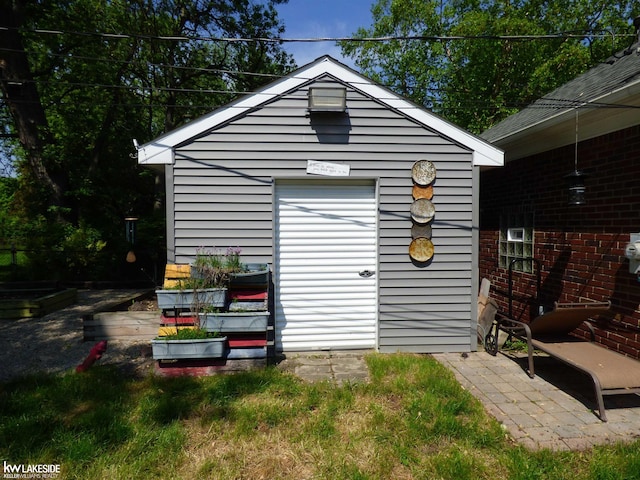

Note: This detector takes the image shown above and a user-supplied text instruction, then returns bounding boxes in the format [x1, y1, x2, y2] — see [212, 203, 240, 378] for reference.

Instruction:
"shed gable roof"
[137, 55, 503, 167]
[481, 41, 640, 159]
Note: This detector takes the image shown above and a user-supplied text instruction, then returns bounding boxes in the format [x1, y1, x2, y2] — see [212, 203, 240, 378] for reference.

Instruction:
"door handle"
[359, 270, 375, 278]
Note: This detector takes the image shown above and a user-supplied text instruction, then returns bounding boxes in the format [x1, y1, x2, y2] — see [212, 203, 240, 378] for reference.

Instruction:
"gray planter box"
[230, 264, 270, 286]
[155, 288, 227, 310]
[151, 336, 227, 360]
[199, 311, 270, 333]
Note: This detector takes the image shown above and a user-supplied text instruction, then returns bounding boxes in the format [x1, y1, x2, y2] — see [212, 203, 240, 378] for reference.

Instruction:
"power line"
[1, 27, 634, 100]
[0, 47, 286, 80]
[1, 27, 638, 117]
[1, 76, 632, 104]
[4, 68, 640, 114]
[3, 86, 639, 112]
[0, 25, 635, 44]
[4, 54, 637, 106]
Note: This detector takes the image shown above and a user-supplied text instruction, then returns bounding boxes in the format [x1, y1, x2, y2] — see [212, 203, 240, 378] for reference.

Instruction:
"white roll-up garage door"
[275, 180, 378, 351]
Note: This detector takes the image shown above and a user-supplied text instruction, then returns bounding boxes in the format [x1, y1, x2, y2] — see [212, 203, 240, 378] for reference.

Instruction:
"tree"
[341, 0, 638, 133]
[0, 1, 69, 219]
[0, 0, 294, 280]
[339, 0, 447, 108]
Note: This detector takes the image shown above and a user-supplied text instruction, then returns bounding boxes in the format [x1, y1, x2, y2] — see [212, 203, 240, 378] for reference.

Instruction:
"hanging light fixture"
[565, 108, 588, 205]
[565, 170, 588, 205]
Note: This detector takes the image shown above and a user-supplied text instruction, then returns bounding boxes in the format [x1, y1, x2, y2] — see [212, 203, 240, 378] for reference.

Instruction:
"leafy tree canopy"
[341, 0, 638, 133]
[0, 0, 294, 280]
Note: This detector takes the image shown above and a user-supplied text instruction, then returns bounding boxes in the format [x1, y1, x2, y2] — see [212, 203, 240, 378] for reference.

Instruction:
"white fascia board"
[137, 65, 318, 165]
[138, 56, 504, 167]
[406, 108, 504, 166]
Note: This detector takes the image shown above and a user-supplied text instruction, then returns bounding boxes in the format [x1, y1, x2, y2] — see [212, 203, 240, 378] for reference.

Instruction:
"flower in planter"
[225, 246, 243, 271]
[157, 327, 221, 340]
[192, 247, 245, 288]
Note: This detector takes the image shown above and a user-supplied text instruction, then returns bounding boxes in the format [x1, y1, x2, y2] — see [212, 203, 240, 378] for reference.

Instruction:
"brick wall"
[479, 125, 640, 359]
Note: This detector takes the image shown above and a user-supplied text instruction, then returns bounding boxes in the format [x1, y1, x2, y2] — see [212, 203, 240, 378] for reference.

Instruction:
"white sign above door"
[306, 159, 350, 177]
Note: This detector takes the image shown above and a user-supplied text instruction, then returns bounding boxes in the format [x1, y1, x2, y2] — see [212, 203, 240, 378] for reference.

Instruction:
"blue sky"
[276, 1, 375, 67]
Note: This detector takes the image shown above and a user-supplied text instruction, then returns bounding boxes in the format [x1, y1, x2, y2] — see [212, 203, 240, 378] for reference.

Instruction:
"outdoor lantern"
[565, 170, 588, 206]
[308, 87, 347, 112]
[565, 108, 589, 206]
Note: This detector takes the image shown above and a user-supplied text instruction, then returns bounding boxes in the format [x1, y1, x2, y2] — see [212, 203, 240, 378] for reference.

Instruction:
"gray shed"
[137, 56, 503, 353]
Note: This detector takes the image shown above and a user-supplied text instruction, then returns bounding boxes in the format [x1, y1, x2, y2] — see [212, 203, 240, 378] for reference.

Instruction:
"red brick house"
[479, 39, 640, 359]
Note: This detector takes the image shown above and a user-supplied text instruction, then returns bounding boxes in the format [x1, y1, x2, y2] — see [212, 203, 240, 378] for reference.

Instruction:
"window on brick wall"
[499, 212, 534, 273]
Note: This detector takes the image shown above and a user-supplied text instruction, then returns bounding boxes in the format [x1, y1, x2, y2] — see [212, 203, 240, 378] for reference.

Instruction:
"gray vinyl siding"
[169, 76, 478, 353]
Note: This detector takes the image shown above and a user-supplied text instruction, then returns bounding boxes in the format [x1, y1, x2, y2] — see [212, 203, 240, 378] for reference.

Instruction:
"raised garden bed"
[82, 290, 159, 342]
[0, 287, 78, 319]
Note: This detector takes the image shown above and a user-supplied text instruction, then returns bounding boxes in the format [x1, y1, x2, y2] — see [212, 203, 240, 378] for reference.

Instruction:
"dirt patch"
[128, 296, 159, 312]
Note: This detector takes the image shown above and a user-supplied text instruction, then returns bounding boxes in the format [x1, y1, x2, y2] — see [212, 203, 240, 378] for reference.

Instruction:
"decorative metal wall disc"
[411, 224, 432, 239]
[410, 198, 435, 224]
[412, 160, 436, 185]
[409, 237, 434, 262]
[412, 184, 434, 200]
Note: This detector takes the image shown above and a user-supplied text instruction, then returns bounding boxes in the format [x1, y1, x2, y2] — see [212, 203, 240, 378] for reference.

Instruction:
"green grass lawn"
[0, 247, 29, 281]
[1, 353, 639, 479]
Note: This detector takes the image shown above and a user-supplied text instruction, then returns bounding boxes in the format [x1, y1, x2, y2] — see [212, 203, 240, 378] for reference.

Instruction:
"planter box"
[156, 288, 227, 310]
[230, 264, 270, 287]
[151, 336, 227, 360]
[199, 311, 269, 333]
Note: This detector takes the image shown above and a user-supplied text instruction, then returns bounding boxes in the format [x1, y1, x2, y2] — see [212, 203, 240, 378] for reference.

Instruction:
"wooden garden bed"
[0, 287, 78, 319]
[82, 290, 159, 342]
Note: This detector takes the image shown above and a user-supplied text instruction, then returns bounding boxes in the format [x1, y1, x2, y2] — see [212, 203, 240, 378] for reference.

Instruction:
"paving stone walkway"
[277, 350, 370, 385]
[433, 350, 640, 451]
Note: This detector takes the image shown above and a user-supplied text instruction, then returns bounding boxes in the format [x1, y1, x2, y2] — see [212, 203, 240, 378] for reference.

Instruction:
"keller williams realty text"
[3, 461, 60, 479]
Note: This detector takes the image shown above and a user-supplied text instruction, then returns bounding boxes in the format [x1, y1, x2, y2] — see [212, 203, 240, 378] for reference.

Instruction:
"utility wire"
[0, 25, 635, 43]
[0, 46, 286, 79]
[0, 25, 635, 94]
[1, 27, 638, 112]
[3, 76, 637, 106]
[3, 86, 639, 112]
[2, 52, 637, 108]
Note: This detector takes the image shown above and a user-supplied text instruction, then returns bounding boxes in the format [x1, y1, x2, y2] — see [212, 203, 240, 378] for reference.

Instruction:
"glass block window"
[499, 212, 534, 273]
